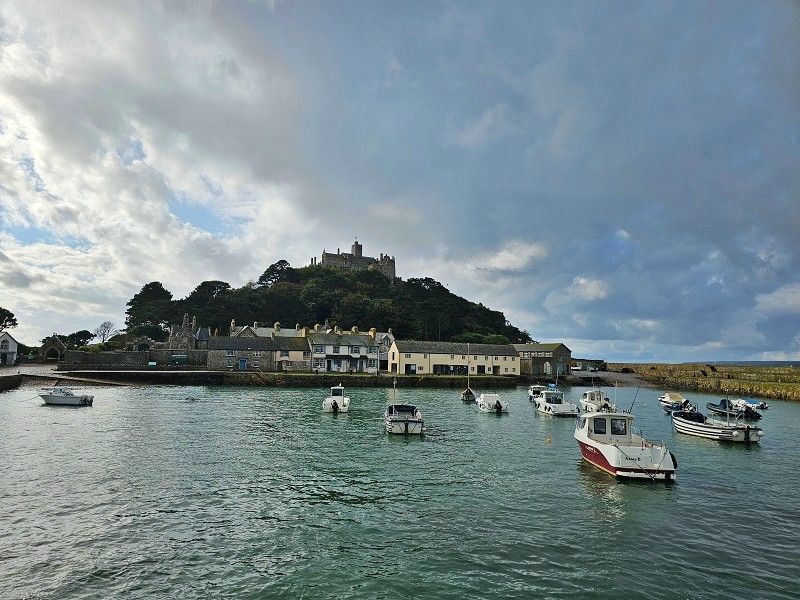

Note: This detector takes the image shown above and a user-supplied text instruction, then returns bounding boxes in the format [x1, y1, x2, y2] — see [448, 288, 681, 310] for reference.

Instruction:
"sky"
[1, 0, 799, 363]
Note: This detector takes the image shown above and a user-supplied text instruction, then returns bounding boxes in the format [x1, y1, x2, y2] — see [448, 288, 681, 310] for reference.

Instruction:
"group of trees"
[124, 260, 533, 344]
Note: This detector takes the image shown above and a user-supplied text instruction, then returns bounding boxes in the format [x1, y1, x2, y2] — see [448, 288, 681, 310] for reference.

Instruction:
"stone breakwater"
[52, 370, 520, 388]
[609, 363, 800, 401]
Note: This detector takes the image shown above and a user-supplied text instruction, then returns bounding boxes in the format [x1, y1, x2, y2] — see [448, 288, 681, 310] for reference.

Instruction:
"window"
[405, 353, 411, 358]
[484, 355, 488, 360]
[351, 346, 361, 355]
[253, 351, 262, 358]
[0, 340, 7, 350]
[611, 419, 627, 436]
[504, 367, 508, 373]
[280, 350, 289, 357]
[225, 350, 236, 357]
[392, 352, 396, 360]
[313, 358, 326, 369]
[461, 355, 466, 359]
[252, 360, 260, 368]
[314, 345, 325, 354]
[303, 351, 310, 359]
[226, 359, 234, 368]
[512, 357, 516, 362]
[450, 354, 454, 359]
[503, 356, 507, 361]
[333, 345, 340, 354]
[593, 418, 607, 435]
[423, 354, 428, 358]
[473, 355, 477, 360]
[367, 359, 377, 368]
[512, 368, 516, 373]
[369, 346, 378, 355]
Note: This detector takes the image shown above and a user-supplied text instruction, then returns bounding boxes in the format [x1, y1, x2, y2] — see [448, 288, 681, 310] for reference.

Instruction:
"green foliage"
[43, 330, 95, 348]
[0, 307, 18, 330]
[122, 261, 533, 343]
[127, 324, 169, 342]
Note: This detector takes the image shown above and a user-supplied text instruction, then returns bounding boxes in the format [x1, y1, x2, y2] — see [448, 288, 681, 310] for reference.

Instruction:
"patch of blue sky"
[166, 189, 234, 236]
[18, 156, 45, 192]
[2, 222, 86, 249]
[117, 138, 145, 165]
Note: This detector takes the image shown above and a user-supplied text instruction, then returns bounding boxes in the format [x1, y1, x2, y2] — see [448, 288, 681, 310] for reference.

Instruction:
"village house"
[308, 327, 379, 374]
[0, 331, 19, 366]
[207, 337, 277, 371]
[274, 336, 312, 372]
[388, 340, 519, 376]
[514, 343, 572, 377]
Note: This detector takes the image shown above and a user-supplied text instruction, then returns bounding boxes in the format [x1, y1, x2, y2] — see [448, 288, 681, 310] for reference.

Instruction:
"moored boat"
[579, 388, 615, 413]
[461, 386, 477, 402]
[322, 385, 350, 413]
[706, 398, 761, 420]
[39, 387, 94, 406]
[476, 393, 508, 414]
[733, 397, 769, 411]
[659, 392, 687, 407]
[528, 384, 547, 401]
[535, 388, 579, 417]
[672, 408, 763, 443]
[384, 404, 424, 434]
[575, 410, 677, 481]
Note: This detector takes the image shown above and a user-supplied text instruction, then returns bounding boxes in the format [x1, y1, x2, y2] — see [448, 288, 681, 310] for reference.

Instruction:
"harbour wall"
[52, 371, 520, 388]
[609, 363, 800, 401]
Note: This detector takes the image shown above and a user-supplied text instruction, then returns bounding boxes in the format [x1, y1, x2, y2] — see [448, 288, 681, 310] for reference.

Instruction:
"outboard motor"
[332, 399, 339, 414]
[495, 399, 502, 414]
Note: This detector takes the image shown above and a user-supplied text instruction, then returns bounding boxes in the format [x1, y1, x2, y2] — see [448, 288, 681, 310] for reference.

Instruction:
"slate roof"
[393, 340, 518, 356]
[273, 337, 311, 351]
[207, 337, 278, 351]
[514, 343, 571, 353]
[307, 333, 376, 346]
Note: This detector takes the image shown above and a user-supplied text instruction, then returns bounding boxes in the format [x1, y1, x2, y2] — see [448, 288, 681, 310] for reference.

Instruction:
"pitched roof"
[514, 343, 571, 353]
[207, 337, 277, 351]
[273, 337, 311, 351]
[393, 340, 518, 356]
[307, 333, 376, 346]
[0, 331, 19, 344]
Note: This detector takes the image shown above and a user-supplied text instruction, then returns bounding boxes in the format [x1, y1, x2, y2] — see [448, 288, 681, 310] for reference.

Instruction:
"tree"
[125, 282, 174, 329]
[257, 260, 294, 288]
[0, 307, 18, 330]
[93, 321, 119, 343]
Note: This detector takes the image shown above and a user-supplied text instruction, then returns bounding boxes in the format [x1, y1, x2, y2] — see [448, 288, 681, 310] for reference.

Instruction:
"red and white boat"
[575, 410, 677, 482]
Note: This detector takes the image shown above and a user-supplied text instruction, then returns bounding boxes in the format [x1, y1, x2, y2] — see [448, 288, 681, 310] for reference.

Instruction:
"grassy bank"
[608, 363, 800, 401]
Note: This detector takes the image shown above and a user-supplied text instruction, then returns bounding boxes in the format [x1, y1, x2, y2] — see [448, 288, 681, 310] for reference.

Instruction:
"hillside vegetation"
[124, 260, 532, 344]
[609, 363, 800, 401]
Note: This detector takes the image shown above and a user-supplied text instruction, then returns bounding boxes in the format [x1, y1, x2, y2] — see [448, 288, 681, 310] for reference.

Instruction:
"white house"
[0, 331, 19, 366]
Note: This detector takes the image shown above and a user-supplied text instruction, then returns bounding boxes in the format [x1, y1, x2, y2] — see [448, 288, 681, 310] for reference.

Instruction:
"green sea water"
[1, 384, 798, 599]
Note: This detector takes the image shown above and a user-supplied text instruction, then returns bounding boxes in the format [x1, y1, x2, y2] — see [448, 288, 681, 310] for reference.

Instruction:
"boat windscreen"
[331, 388, 343, 396]
[391, 404, 417, 413]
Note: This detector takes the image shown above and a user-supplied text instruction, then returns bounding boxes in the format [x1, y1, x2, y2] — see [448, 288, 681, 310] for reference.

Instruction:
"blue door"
[238, 358, 248, 371]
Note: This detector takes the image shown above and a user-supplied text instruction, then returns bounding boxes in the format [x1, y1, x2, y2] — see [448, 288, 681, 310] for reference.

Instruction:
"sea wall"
[53, 370, 519, 388]
[609, 363, 800, 401]
[0, 374, 22, 392]
[64, 350, 208, 368]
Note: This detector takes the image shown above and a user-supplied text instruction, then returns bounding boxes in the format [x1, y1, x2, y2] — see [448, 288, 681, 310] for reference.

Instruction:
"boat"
[322, 384, 350, 413]
[528, 384, 547, 401]
[460, 343, 477, 402]
[384, 404, 424, 434]
[672, 408, 763, 443]
[579, 388, 616, 413]
[706, 398, 762, 420]
[662, 401, 690, 414]
[732, 397, 769, 411]
[575, 410, 677, 481]
[39, 387, 94, 406]
[659, 392, 688, 407]
[476, 393, 508, 414]
[534, 388, 579, 417]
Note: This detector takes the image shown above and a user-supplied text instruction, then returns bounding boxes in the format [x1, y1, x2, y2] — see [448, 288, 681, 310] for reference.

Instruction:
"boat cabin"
[540, 390, 565, 404]
[579, 412, 634, 443]
[386, 404, 419, 419]
[330, 385, 345, 397]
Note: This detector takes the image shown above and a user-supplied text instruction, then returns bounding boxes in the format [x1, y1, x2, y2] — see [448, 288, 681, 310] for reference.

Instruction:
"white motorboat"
[732, 397, 769, 411]
[671, 408, 763, 444]
[534, 388, 578, 417]
[39, 387, 94, 406]
[528, 384, 547, 401]
[659, 392, 687, 407]
[575, 410, 677, 481]
[384, 404, 424, 434]
[579, 388, 616, 413]
[476, 393, 508, 414]
[322, 384, 350, 413]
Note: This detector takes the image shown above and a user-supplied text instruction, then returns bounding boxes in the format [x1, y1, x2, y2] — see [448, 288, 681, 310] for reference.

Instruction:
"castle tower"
[352, 239, 362, 258]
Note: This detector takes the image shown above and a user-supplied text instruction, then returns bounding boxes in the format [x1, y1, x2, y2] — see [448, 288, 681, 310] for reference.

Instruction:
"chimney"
[274, 321, 281, 331]
[254, 321, 258, 328]
[370, 327, 377, 337]
[301, 327, 308, 337]
[351, 326, 359, 334]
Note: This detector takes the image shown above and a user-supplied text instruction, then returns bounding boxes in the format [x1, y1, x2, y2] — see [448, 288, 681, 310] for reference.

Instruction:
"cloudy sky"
[1, 0, 799, 362]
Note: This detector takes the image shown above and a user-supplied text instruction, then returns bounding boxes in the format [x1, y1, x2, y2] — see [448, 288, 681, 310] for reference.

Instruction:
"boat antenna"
[628, 384, 642, 413]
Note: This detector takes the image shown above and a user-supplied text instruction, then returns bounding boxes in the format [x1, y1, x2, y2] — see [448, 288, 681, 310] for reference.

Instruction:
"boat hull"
[672, 415, 762, 443]
[536, 401, 579, 417]
[322, 397, 350, 413]
[575, 440, 676, 481]
[385, 419, 424, 435]
[40, 394, 93, 406]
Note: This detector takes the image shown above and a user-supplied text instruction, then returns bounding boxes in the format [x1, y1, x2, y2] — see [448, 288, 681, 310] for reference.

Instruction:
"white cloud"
[571, 276, 609, 301]
[754, 283, 800, 316]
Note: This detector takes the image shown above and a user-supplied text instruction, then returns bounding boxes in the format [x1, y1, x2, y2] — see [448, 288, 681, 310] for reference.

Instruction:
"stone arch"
[544, 361, 552, 375]
[40, 336, 67, 363]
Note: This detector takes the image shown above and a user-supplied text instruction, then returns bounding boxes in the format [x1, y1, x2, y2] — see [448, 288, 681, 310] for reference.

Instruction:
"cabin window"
[593, 418, 607, 435]
[611, 419, 627, 436]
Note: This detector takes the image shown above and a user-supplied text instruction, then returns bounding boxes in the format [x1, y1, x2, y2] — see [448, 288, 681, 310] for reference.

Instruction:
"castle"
[311, 240, 396, 281]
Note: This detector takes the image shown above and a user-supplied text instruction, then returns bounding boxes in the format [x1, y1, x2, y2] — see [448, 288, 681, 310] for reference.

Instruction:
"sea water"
[1, 384, 798, 599]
